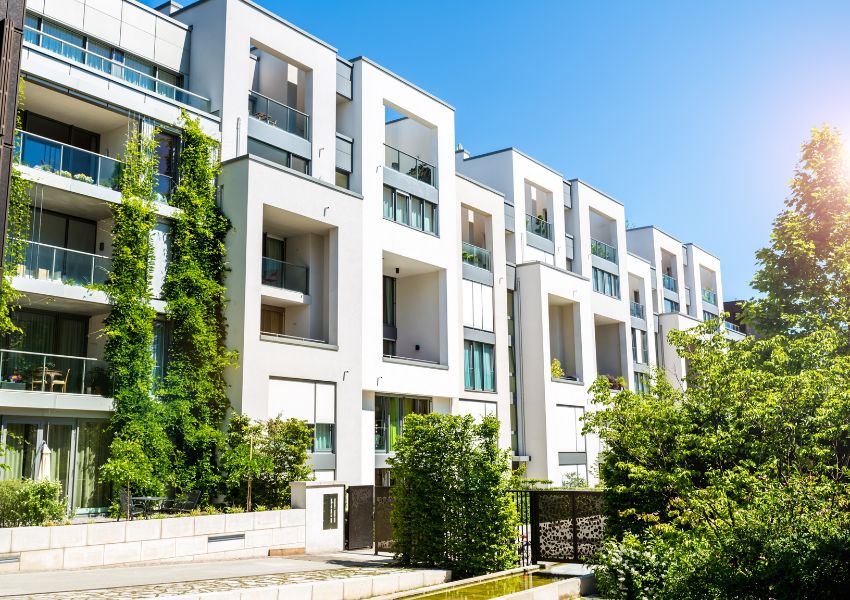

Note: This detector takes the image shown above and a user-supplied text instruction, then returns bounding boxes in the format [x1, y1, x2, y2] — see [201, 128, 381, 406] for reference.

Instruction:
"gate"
[511, 490, 533, 566]
[530, 490, 604, 563]
[374, 485, 394, 553]
[345, 485, 374, 550]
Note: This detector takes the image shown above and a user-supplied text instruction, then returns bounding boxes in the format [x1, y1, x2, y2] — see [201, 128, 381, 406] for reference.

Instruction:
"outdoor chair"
[50, 369, 70, 393]
[118, 488, 145, 521]
[159, 490, 201, 514]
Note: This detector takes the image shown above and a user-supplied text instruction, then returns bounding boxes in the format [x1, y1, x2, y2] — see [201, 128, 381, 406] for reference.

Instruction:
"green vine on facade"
[160, 111, 235, 502]
[102, 127, 171, 491]
[0, 79, 33, 336]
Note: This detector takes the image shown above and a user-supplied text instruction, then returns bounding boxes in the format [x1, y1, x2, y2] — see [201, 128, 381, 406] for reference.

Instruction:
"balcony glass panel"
[702, 288, 718, 305]
[261, 257, 309, 294]
[248, 91, 310, 140]
[0, 349, 108, 395]
[14, 240, 111, 286]
[630, 301, 646, 320]
[724, 321, 742, 333]
[461, 241, 491, 272]
[383, 144, 436, 187]
[663, 273, 678, 292]
[525, 214, 552, 240]
[23, 26, 210, 112]
[591, 238, 618, 263]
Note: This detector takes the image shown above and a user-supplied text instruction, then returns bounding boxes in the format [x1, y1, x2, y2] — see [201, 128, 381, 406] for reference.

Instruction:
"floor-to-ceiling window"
[374, 396, 430, 453]
[464, 340, 496, 392]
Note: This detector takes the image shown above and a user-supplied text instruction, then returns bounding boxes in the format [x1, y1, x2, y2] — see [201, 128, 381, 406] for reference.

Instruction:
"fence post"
[529, 490, 540, 565]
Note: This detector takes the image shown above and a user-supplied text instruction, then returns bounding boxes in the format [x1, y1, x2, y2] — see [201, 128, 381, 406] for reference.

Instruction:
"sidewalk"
[0, 551, 398, 598]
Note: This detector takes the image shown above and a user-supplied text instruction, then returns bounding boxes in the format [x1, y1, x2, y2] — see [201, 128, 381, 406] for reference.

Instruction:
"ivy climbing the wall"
[160, 111, 235, 502]
[0, 80, 34, 335]
[102, 128, 171, 492]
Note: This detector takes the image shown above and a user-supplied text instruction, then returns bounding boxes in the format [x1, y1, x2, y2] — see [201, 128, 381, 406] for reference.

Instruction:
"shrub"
[0, 479, 65, 527]
[595, 532, 670, 600]
[550, 357, 565, 379]
[389, 413, 518, 577]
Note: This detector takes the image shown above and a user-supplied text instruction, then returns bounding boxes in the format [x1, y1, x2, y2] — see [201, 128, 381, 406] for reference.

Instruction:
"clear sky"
[153, 0, 850, 299]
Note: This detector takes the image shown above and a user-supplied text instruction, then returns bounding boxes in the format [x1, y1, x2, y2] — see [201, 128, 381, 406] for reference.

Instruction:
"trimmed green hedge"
[0, 479, 65, 527]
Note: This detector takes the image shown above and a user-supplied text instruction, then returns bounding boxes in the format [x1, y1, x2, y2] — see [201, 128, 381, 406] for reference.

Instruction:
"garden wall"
[0, 509, 305, 573]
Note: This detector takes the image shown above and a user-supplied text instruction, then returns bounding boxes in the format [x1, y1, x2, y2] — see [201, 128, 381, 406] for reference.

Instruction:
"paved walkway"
[0, 551, 399, 599]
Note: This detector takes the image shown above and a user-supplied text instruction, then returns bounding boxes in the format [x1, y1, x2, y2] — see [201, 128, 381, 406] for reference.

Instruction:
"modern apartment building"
[0, 0, 743, 512]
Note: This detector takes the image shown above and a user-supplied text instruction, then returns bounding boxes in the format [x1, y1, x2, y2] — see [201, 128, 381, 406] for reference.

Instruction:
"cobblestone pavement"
[3, 566, 412, 599]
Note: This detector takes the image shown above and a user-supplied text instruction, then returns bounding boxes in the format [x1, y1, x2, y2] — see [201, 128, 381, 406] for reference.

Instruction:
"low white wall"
[0, 509, 305, 573]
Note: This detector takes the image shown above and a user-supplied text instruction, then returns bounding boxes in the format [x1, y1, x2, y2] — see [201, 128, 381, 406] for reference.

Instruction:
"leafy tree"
[160, 112, 235, 502]
[389, 413, 518, 577]
[100, 437, 161, 519]
[745, 126, 850, 342]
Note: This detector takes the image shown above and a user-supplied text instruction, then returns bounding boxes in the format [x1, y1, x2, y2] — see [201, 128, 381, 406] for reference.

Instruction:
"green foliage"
[388, 413, 518, 577]
[745, 126, 850, 342]
[100, 437, 160, 496]
[0, 479, 65, 527]
[220, 414, 313, 509]
[586, 322, 850, 598]
[103, 128, 171, 491]
[550, 357, 565, 379]
[160, 112, 235, 503]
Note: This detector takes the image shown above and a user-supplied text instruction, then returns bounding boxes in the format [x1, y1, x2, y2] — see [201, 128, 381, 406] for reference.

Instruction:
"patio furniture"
[118, 489, 145, 521]
[132, 495, 167, 519]
[158, 490, 201, 514]
[50, 369, 70, 393]
[30, 367, 48, 391]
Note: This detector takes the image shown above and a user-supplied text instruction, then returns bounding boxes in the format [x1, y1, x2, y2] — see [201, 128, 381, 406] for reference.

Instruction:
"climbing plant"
[160, 111, 235, 502]
[102, 127, 171, 490]
[0, 79, 33, 335]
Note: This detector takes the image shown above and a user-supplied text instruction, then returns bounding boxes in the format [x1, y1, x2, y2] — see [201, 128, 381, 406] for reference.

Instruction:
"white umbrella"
[34, 441, 52, 482]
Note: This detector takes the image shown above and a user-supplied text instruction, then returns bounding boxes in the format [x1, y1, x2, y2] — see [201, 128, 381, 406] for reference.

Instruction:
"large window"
[151, 321, 168, 392]
[382, 275, 397, 356]
[592, 267, 620, 298]
[464, 340, 496, 392]
[247, 138, 310, 174]
[382, 185, 438, 235]
[462, 280, 494, 332]
[374, 396, 430, 452]
[268, 379, 335, 453]
[703, 310, 717, 322]
[664, 298, 680, 313]
[634, 372, 649, 394]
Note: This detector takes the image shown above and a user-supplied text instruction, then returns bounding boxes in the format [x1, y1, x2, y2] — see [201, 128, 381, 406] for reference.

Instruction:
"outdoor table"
[132, 496, 166, 519]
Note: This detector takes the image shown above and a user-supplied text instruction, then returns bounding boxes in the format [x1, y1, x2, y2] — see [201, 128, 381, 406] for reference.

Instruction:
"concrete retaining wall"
[0, 509, 305, 573]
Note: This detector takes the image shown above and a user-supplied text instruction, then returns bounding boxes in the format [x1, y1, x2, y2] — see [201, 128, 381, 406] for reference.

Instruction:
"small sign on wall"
[323, 493, 338, 530]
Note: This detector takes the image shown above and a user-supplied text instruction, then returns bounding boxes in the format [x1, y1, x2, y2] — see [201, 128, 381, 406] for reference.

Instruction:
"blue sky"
[154, 1, 850, 299]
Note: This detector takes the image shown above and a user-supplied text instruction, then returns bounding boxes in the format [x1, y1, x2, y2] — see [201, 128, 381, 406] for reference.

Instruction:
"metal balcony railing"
[23, 26, 210, 112]
[662, 273, 678, 292]
[702, 288, 718, 306]
[0, 349, 108, 395]
[630, 301, 646, 320]
[16, 130, 173, 202]
[261, 257, 309, 294]
[248, 90, 310, 140]
[724, 321, 742, 334]
[461, 241, 492, 272]
[525, 214, 552, 240]
[13, 239, 111, 287]
[384, 144, 436, 187]
[591, 238, 617, 263]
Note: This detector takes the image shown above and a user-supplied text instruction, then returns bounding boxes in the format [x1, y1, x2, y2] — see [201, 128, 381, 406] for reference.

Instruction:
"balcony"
[702, 288, 718, 306]
[23, 26, 210, 112]
[724, 321, 742, 334]
[0, 349, 109, 395]
[14, 240, 111, 287]
[461, 241, 491, 272]
[525, 214, 552, 241]
[248, 90, 310, 140]
[630, 301, 646, 320]
[261, 257, 309, 294]
[384, 144, 436, 187]
[591, 238, 617, 263]
[663, 274, 678, 293]
[16, 130, 173, 201]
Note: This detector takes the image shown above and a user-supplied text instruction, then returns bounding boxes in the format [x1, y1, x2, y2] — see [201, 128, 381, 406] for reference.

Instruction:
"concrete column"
[290, 481, 345, 553]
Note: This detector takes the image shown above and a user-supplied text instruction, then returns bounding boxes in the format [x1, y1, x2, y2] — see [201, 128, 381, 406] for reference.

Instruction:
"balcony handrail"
[383, 143, 437, 186]
[16, 129, 117, 169]
[461, 241, 492, 271]
[662, 273, 678, 292]
[591, 238, 618, 263]
[15, 238, 111, 262]
[0, 347, 100, 362]
[525, 213, 553, 240]
[260, 331, 328, 344]
[382, 353, 441, 365]
[630, 301, 646, 319]
[248, 89, 309, 120]
[23, 26, 211, 111]
[702, 288, 718, 304]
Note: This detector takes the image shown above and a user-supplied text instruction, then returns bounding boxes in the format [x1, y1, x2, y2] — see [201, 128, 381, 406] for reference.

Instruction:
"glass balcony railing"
[248, 90, 310, 140]
[261, 257, 309, 294]
[525, 214, 552, 240]
[724, 321, 742, 334]
[384, 144, 436, 187]
[591, 238, 618, 263]
[461, 241, 492, 272]
[702, 288, 718, 306]
[630, 301, 646, 320]
[13, 240, 111, 287]
[0, 349, 109, 395]
[23, 26, 211, 112]
[663, 273, 678, 292]
[15, 130, 174, 203]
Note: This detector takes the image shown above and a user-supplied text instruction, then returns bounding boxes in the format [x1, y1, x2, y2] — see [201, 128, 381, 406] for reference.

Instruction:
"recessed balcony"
[525, 213, 552, 241]
[14, 240, 111, 287]
[702, 288, 718, 306]
[384, 144, 436, 188]
[663, 273, 678, 293]
[0, 349, 109, 396]
[461, 241, 491, 272]
[591, 238, 618, 263]
[630, 301, 646, 320]
[261, 256, 309, 295]
[248, 90, 310, 140]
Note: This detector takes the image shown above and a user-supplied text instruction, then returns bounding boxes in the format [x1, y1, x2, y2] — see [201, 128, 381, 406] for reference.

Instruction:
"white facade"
[0, 0, 743, 504]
